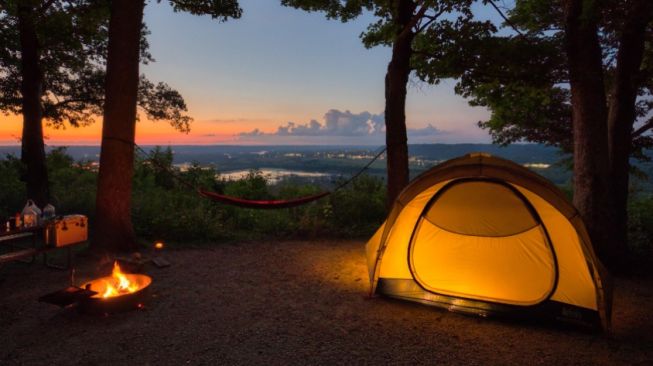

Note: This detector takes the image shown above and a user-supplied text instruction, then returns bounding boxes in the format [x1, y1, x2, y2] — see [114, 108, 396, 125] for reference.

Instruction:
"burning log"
[80, 261, 151, 313]
[39, 261, 152, 314]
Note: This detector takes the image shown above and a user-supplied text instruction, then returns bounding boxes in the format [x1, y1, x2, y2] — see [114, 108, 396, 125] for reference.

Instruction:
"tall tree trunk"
[607, 0, 653, 270]
[93, 0, 144, 253]
[17, 3, 49, 207]
[563, 0, 613, 267]
[384, 0, 415, 206]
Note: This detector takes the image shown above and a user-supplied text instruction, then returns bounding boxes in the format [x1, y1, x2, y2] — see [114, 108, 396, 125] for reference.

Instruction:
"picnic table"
[0, 223, 85, 269]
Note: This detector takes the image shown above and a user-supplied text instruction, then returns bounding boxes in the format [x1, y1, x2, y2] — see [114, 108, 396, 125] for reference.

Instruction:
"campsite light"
[154, 241, 164, 250]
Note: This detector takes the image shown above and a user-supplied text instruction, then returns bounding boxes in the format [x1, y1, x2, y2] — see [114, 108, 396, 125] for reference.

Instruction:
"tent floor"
[376, 278, 602, 329]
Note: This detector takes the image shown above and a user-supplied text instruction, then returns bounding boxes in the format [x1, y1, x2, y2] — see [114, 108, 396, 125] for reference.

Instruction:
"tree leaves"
[138, 77, 193, 133]
[0, 0, 216, 134]
[166, 0, 242, 20]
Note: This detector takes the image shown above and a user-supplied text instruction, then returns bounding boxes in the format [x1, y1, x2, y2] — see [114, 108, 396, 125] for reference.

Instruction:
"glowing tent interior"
[366, 153, 612, 329]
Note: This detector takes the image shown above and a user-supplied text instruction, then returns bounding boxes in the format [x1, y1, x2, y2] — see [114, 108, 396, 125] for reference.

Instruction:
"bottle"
[22, 200, 42, 226]
[22, 211, 36, 228]
[43, 204, 55, 220]
[22, 200, 41, 227]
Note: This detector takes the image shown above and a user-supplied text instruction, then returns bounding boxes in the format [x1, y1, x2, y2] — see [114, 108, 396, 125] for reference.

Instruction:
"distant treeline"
[2, 144, 653, 193]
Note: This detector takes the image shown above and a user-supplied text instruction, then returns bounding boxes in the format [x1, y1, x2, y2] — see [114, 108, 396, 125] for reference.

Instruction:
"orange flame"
[101, 261, 140, 298]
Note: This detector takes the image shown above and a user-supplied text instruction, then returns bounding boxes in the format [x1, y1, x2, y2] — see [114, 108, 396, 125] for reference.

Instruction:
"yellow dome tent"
[366, 153, 612, 329]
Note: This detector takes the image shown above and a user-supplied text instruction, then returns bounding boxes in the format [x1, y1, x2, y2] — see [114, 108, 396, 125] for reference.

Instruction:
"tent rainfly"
[366, 153, 612, 330]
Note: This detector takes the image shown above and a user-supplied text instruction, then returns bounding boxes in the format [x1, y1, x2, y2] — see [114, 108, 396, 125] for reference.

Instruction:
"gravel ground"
[1, 240, 652, 365]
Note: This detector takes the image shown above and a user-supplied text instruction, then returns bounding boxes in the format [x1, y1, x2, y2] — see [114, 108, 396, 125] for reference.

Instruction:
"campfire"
[78, 261, 152, 313]
[85, 261, 149, 299]
[40, 251, 162, 313]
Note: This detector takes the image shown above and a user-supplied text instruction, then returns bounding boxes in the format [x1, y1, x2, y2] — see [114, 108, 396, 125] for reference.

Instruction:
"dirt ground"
[1, 240, 652, 366]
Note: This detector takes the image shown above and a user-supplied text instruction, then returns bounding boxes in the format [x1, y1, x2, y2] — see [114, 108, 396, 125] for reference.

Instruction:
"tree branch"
[486, 0, 524, 37]
[38, 0, 57, 14]
[398, 1, 429, 38]
[49, 97, 103, 109]
[415, 8, 446, 33]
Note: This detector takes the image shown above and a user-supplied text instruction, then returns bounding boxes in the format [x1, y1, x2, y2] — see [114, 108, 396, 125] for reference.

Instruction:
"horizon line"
[0, 142, 543, 148]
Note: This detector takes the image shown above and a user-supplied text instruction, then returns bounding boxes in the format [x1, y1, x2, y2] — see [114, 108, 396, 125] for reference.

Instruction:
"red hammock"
[104, 137, 385, 210]
[198, 189, 331, 209]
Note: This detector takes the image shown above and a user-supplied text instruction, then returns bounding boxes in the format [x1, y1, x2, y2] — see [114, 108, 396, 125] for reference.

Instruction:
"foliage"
[135, 146, 176, 189]
[46, 147, 97, 216]
[0, 147, 95, 218]
[0, 153, 25, 218]
[0, 0, 194, 132]
[416, 0, 653, 156]
[0, 148, 384, 242]
[628, 195, 653, 263]
[223, 169, 271, 200]
[2, 148, 652, 264]
[165, 0, 242, 20]
[281, 0, 495, 204]
[329, 173, 386, 235]
[0, 0, 109, 125]
[131, 172, 229, 243]
[281, 0, 493, 74]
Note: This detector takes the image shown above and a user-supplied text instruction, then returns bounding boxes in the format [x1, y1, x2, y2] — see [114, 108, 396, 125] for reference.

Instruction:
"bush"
[47, 147, 97, 217]
[5, 147, 653, 257]
[628, 195, 653, 261]
[0, 154, 26, 218]
[0, 147, 383, 244]
[328, 174, 386, 235]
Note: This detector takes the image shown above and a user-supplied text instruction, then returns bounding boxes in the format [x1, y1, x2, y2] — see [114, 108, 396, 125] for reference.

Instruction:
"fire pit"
[79, 261, 152, 314]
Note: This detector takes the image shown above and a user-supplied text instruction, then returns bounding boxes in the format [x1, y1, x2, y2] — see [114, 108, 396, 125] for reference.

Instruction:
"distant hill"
[1, 143, 651, 192]
[0, 143, 563, 164]
[408, 144, 563, 163]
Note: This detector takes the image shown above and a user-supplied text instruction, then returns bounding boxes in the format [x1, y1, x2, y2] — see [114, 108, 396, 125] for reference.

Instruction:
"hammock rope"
[197, 190, 332, 209]
[103, 136, 386, 209]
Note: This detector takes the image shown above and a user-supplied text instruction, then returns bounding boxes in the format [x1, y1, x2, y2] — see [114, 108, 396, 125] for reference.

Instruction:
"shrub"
[0, 154, 26, 218]
[628, 195, 653, 261]
[328, 174, 386, 236]
[0, 148, 383, 243]
[47, 147, 97, 217]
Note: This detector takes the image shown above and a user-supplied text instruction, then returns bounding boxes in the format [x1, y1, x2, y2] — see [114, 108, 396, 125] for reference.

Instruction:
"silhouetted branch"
[486, 0, 524, 37]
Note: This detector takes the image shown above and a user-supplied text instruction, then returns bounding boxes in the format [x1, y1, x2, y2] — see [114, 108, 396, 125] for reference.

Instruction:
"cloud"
[268, 110, 385, 137]
[238, 128, 264, 137]
[236, 109, 444, 144]
[236, 109, 446, 144]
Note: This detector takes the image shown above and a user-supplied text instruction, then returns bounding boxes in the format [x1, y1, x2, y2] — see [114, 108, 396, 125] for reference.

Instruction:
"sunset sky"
[1, 1, 499, 146]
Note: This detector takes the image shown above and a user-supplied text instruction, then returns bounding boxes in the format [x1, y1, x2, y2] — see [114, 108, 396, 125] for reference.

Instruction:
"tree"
[94, 0, 145, 253]
[417, 0, 653, 269]
[281, 0, 489, 205]
[0, 0, 110, 206]
[562, 0, 613, 266]
[0, 0, 193, 207]
[605, 0, 653, 268]
[93, 0, 241, 253]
